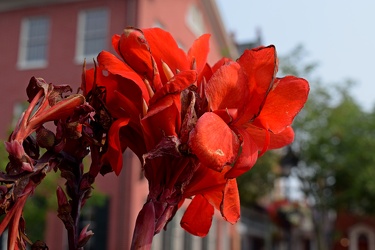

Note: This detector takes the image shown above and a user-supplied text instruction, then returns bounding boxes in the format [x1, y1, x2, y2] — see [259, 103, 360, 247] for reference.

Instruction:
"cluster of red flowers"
[0, 26, 308, 250]
[82, 27, 309, 249]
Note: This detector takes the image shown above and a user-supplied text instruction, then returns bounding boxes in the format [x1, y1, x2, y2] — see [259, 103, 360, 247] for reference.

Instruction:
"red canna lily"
[83, 27, 309, 249]
[189, 45, 309, 179]
[83, 27, 209, 174]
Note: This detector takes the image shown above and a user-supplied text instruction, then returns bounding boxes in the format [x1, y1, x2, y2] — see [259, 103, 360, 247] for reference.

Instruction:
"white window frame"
[17, 16, 50, 70]
[349, 224, 375, 250]
[185, 4, 205, 37]
[75, 8, 109, 64]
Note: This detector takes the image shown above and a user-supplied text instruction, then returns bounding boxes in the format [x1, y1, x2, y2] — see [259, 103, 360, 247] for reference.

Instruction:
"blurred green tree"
[280, 45, 375, 249]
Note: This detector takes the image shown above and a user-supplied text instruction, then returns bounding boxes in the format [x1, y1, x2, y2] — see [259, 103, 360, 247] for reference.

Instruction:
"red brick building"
[333, 212, 375, 250]
[0, 0, 239, 249]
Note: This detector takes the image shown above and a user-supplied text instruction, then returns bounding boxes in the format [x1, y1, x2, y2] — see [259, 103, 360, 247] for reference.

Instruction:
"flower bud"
[36, 127, 56, 149]
[4, 140, 25, 159]
[56, 186, 68, 207]
[78, 224, 94, 247]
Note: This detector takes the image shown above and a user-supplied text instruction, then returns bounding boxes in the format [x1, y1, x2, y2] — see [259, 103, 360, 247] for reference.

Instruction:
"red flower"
[83, 27, 309, 249]
[83, 27, 209, 175]
[180, 47, 308, 236]
[189, 46, 309, 179]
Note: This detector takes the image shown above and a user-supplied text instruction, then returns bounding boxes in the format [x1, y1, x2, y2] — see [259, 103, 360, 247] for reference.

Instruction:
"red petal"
[180, 195, 214, 237]
[82, 68, 94, 96]
[246, 125, 295, 151]
[211, 57, 233, 74]
[221, 179, 240, 223]
[118, 28, 156, 82]
[197, 63, 213, 92]
[117, 125, 147, 163]
[101, 118, 130, 175]
[236, 46, 277, 124]
[114, 91, 143, 123]
[253, 76, 309, 133]
[183, 164, 227, 200]
[143, 28, 189, 79]
[268, 126, 295, 148]
[94, 69, 144, 120]
[183, 168, 240, 226]
[225, 129, 258, 178]
[187, 34, 210, 73]
[141, 94, 181, 150]
[97, 51, 150, 102]
[212, 109, 238, 124]
[149, 70, 197, 106]
[189, 113, 240, 172]
[205, 61, 248, 111]
[111, 34, 121, 55]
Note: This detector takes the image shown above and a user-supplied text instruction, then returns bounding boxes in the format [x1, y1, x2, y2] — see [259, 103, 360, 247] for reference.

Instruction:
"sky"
[216, 0, 375, 111]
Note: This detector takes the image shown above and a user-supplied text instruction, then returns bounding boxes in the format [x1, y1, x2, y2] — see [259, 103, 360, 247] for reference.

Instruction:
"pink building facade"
[0, 0, 240, 249]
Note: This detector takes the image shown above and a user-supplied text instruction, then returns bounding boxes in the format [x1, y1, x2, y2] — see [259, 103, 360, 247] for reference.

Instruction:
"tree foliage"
[282, 45, 375, 215]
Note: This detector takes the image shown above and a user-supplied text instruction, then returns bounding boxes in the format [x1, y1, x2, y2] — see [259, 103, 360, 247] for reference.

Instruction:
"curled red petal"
[180, 194, 214, 237]
[189, 112, 240, 172]
[94, 69, 143, 119]
[97, 51, 150, 102]
[221, 179, 240, 224]
[118, 28, 154, 81]
[97, 51, 143, 83]
[101, 118, 130, 175]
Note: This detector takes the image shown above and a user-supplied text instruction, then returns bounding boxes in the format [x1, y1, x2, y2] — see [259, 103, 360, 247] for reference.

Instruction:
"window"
[76, 8, 109, 63]
[186, 4, 205, 37]
[18, 16, 50, 69]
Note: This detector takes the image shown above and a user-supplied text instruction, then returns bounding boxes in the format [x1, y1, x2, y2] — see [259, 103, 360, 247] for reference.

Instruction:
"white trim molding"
[349, 223, 375, 250]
